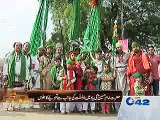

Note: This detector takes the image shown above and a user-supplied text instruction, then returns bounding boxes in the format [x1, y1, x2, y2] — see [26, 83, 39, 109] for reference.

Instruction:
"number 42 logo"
[126, 97, 150, 106]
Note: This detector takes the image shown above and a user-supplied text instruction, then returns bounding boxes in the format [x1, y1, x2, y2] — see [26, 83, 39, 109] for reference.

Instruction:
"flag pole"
[40, 0, 45, 47]
[112, 19, 118, 82]
[59, 20, 67, 74]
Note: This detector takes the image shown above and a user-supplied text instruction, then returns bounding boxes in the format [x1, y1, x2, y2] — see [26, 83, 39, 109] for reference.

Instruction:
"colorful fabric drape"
[83, 0, 101, 52]
[69, 0, 80, 41]
[29, 0, 49, 56]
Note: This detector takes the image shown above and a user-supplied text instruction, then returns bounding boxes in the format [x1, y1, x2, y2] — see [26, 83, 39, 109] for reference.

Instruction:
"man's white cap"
[116, 42, 122, 48]
[56, 43, 63, 49]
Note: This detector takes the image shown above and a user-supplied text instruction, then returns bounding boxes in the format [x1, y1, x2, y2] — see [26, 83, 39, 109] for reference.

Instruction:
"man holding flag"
[127, 42, 152, 96]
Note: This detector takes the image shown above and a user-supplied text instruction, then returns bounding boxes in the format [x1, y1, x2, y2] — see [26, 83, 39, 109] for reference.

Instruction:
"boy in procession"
[90, 50, 103, 112]
[83, 66, 98, 113]
[133, 72, 146, 96]
[50, 57, 63, 112]
[32, 47, 44, 90]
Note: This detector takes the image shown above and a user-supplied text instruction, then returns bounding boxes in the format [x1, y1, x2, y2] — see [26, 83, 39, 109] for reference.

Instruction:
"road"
[0, 109, 117, 120]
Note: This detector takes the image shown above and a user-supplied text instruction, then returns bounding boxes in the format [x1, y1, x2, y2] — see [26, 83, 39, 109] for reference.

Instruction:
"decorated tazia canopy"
[83, 0, 102, 52]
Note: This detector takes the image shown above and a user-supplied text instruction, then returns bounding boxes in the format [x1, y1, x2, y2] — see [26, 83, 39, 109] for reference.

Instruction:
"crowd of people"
[1, 41, 160, 114]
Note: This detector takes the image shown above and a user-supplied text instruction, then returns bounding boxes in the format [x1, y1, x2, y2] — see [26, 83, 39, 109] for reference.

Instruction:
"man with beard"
[54, 43, 64, 66]
[22, 42, 35, 89]
[55, 43, 63, 58]
[3, 42, 27, 90]
[32, 47, 44, 90]
[127, 42, 152, 96]
[39, 45, 54, 109]
[39, 45, 54, 90]
[113, 42, 129, 111]
[114, 42, 129, 95]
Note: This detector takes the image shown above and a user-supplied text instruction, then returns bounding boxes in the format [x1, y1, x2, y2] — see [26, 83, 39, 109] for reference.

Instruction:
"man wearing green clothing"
[51, 57, 63, 90]
[3, 42, 28, 90]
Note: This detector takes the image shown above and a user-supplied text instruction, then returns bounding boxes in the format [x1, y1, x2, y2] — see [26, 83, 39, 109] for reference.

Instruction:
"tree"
[121, 0, 160, 49]
[48, 0, 90, 52]
[48, 0, 160, 51]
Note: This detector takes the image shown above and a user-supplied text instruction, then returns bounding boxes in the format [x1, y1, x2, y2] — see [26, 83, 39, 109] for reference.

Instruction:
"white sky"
[0, 0, 53, 58]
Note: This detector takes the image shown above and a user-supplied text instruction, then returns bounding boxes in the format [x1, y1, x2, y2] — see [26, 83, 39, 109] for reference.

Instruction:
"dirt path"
[0, 109, 117, 120]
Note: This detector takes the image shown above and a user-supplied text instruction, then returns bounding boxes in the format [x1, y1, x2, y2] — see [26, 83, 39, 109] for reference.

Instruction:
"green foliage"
[48, 0, 90, 50]
[48, 0, 160, 51]
[122, 0, 160, 49]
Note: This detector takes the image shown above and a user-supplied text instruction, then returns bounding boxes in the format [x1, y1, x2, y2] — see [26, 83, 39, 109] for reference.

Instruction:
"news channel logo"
[126, 97, 150, 106]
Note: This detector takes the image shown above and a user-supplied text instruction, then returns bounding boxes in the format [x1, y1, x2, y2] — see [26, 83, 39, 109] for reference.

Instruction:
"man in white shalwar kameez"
[22, 42, 35, 89]
[3, 42, 34, 110]
[31, 47, 44, 90]
[113, 42, 129, 111]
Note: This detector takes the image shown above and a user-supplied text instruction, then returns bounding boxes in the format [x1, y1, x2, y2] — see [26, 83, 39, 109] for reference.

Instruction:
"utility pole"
[121, 0, 124, 39]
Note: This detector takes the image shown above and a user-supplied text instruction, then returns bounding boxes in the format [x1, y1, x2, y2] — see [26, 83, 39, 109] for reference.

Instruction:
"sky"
[0, 0, 53, 58]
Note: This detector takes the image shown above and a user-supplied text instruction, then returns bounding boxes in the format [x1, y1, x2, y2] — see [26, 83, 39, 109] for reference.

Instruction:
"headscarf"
[68, 51, 76, 61]
[131, 42, 140, 50]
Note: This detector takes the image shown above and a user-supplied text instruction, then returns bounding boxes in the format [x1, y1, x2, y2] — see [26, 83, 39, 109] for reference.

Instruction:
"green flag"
[83, 0, 102, 52]
[112, 36, 117, 54]
[69, 0, 80, 41]
[112, 20, 118, 55]
[29, 0, 49, 56]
